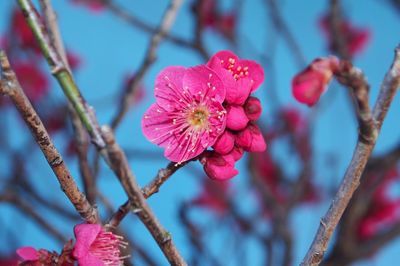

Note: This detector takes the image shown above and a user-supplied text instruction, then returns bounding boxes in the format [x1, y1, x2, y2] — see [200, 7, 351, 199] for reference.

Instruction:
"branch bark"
[0, 51, 99, 224]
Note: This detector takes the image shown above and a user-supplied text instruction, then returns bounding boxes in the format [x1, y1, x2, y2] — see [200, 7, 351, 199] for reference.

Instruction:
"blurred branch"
[328, 0, 350, 60]
[110, 0, 184, 129]
[265, 0, 306, 68]
[39, 0, 97, 204]
[103, 0, 204, 55]
[0, 50, 99, 224]
[0, 192, 67, 243]
[301, 45, 400, 266]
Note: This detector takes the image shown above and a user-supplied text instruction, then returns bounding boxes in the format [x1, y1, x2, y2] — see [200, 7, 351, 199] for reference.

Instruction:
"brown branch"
[110, 0, 184, 129]
[101, 126, 187, 266]
[301, 45, 400, 266]
[0, 51, 99, 224]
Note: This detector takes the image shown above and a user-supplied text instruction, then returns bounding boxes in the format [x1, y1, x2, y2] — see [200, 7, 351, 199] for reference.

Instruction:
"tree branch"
[110, 0, 184, 129]
[301, 45, 400, 266]
[0, 51, 99, 224]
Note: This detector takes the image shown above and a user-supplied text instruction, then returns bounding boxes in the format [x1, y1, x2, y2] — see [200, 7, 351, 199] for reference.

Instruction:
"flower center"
[187, 106, 209, 129]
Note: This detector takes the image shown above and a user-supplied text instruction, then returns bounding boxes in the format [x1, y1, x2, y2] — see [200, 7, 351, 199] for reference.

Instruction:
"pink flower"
[201, 152, 238, 181]
[207, 50, 264, 105]
[13, 61, 49, 102]
[142, 65, 226, 163]
[17, 247, 39, 262]
[73, 223, 126, 266]
[292, 56, 339, 106]
[319, 15, 370, 57]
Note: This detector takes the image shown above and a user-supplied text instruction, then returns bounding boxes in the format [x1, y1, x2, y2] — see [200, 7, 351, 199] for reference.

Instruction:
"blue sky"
[1, 0, 400, 265]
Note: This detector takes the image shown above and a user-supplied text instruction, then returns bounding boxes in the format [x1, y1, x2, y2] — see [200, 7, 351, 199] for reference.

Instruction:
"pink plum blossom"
[319, 15, 370, 57]
[292, 56, 339, 106]
[142, 65, 226, 163]
[207, 50, 264, 105]
[73, 223, 126, 266]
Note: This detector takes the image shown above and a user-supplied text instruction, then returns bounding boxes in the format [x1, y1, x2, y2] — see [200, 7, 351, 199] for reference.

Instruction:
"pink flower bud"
[292, 56, 339, 106]
[213, 131, 235, 154]
[236, 124, 266, 152]
[244, 96, 262, 121]
[226, 105, 249, 131]
[201, 152, 238, 180]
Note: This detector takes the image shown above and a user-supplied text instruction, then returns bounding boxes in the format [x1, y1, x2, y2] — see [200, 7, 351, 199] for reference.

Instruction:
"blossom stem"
[107, 161, 188, 228]
[17, 0, 107, 150]
[0, 51, 100, 224]
[301, 45, 400, 266]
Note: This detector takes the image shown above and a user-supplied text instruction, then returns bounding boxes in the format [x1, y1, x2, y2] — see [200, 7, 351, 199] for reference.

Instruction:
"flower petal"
[154, 66, 186, 111]
[141, 103, 175, 147]
[183, 65, 225, 103]
[73, 223, 101, 259]
[16, 247, 39, 261]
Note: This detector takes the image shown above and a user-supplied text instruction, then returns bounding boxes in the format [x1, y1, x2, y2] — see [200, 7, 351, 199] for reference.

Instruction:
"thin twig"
[101, 126, 187, 266]
[110, 0, 184, 129]
[0, 51, 99, 224]
[301, 45, 400, 266]
[265, 0, 307, 68]
[107, 161, 187, 227]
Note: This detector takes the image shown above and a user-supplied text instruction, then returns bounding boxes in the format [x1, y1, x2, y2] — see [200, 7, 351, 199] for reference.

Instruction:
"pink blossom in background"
[357, 171, 400, 240]
[292, 56, 339, 106]
[319, 15, 370, 57]
[142, 65, 226, 163]
[71, 0, 105, 12]
[0, 258, 18, 266]
[123, 73, 146, 107]
[13, 61, 49, 102]
[11, 9, 41, 53]
[191, 179, 231, 215]
[73, 223, 126, 266]
[66, 51, 82, 71]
